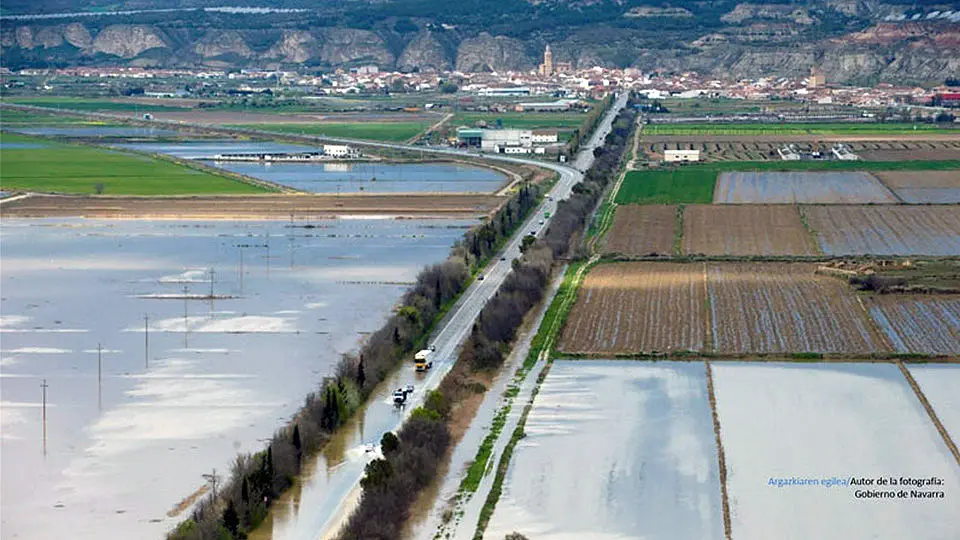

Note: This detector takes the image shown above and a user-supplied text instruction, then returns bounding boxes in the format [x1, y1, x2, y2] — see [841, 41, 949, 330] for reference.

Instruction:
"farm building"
[664, 149, 701, 162]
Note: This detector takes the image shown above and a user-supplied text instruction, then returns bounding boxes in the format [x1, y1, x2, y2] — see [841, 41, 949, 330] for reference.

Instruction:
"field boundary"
[704, 360, 732, 540]
[896, 361, 960, 468]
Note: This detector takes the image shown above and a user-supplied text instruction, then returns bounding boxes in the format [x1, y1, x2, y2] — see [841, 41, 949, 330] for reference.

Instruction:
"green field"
[230, 122, 430, 142]
[4, 96, 189, 112]
[615, 169, 717, 204]
[1, 108, 123, 126]
[0, 132, 268, 195]
[644, 122, 959, 136]
[452, 111, 584, 130]
[616, 160, 960, 204]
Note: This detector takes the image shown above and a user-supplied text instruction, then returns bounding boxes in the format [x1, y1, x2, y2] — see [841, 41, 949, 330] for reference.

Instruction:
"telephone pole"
[144, 314, 150, 369]
[41, 379, 48, 456]
[97, 343, 103, 411]
[202, 468, 220, 500]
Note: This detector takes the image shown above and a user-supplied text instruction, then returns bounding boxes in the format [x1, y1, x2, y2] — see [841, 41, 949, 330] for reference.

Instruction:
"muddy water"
[0, 218, 470, 539]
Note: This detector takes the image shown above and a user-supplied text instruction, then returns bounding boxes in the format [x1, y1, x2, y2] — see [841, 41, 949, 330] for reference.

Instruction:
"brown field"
[706, 263, 891, 354]
[0, 193, 501, 220]
[866, 295, 960, 355]
[559, 262, 707, 354]
[644, 136, 960, 162]
[873, 170, 960, 189]
[682, 205, 819, 256]
[803, 205, 960, 256]
[602, 205, 677, 256]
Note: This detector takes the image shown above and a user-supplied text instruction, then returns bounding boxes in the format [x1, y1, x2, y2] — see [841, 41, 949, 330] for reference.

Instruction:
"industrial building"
[664, 149, 700, 162]
[455, 127, 560, 154]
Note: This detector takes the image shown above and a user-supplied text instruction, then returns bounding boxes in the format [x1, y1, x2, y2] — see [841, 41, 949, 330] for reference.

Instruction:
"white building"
[480, 129, 533, 151]
[664, 149, 700, 162]
[323, 145, 361, 159]
[532, 131, 559, 144]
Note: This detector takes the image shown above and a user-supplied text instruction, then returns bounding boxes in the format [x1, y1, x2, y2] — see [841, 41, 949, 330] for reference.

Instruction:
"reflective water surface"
[0, 218, 469, 539]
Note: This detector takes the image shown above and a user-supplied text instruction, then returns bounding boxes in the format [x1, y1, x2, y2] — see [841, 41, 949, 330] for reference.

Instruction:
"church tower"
[540, 44, 553, 76]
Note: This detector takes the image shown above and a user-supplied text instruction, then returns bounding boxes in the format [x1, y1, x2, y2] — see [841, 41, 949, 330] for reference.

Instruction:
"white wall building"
[532, 131, 559, 144]
[323, 145, 361, 159]
[480, 129, 533, 151]
[664, 149, 700, 162]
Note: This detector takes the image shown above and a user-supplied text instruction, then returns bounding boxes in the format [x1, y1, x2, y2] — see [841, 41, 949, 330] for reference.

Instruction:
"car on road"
[539, 219, 545, 225]
[393, 388, 410, 405]
[500, 256, 507, 261]
[478, 274, 485, 281]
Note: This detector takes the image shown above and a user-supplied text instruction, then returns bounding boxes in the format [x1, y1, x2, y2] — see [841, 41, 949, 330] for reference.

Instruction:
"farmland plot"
[602, 205, 677, 256]
[713, 363, 960, 540]
[706, 263, 890, 354]
[804, 206, 960, 256]
[908, 365, 960, 442]
[714, 172, 898, 204]
[559, 263, 707, 354]
[485, 361, 724, 540]
[872, 170, 960, 203]
[682, 205, 818, 256]
[866, 296, 960, 355]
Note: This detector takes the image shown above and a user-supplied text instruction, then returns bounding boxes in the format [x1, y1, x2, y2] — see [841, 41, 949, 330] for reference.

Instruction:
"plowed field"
[706, 263, 890, 354]
[559, 263, 707, 354]
[682, 205, 819, 256]
[804, 205, 960, 256]
[602, 205, 677, 256]
[867, 296, 960, 355]
[714, 172, 898, 204]
[872, 170, 960, 203]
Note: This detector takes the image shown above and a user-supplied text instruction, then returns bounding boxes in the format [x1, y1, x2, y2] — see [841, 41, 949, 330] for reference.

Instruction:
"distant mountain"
[2, 1, 959, 85]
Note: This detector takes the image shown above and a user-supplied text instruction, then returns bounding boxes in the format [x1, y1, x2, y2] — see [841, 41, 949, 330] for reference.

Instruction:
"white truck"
[414, 349, 434, 372]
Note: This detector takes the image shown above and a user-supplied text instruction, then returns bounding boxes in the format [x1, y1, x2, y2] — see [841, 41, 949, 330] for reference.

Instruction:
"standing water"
[0, 218, 470, 539]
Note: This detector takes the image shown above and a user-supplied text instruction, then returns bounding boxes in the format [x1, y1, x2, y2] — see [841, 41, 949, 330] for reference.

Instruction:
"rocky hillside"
[2, 0, 958, 84]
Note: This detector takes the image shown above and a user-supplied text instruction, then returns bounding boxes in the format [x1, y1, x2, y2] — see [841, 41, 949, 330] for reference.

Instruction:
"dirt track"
[0, 193, 501, 220]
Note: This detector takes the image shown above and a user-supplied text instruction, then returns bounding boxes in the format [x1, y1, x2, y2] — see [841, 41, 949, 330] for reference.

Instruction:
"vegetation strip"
[704, 360, 733, 540]
[895, 361, 960, 469]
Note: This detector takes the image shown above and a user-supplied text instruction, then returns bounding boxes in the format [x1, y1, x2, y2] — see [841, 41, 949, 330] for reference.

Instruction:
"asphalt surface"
[287, 92, 628, 540]
[2, 94, 629, 539]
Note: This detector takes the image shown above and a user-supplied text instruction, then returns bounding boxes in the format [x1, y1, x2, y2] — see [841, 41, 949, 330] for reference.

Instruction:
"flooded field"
[713, 363, 960, 540]
[866, 296, 960, 354]
[0, 217, 470, 539]
[205, 161, 507, 194]
[485, 360, 724, 540]
[908, 365, 960, 441]
[714, 172, 898, 204]
[804, 206, 960, 256]
[117, 141, 508, 194]
[11, 126, 179, 138]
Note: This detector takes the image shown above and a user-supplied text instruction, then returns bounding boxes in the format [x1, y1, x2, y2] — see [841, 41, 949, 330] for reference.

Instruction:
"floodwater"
[119, 141, 509, 194]
[485, 360, 724, 540]
[11, 126, 179, 138]
[0, 217, 470, 539]
[713, 362, 960, 540]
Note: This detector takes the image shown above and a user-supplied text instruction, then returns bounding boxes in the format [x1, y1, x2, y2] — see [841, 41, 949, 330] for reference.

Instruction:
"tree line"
[168, 170, 545, 540]
[339, 95, 638, 540]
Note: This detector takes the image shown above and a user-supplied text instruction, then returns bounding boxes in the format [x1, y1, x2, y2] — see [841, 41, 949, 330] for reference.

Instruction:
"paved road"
[2, 94, 629, 538]
[255, 92, 628, 540]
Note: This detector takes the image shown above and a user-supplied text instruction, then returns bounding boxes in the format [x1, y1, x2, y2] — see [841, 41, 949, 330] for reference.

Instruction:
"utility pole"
[41, 379, 48, 456]
[144, 314, 150, 369]
[97, 343, 103, 411]
[238, 248, 245, 295]
[209, 267, 215, 298]
[202, 469, 220, 500]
